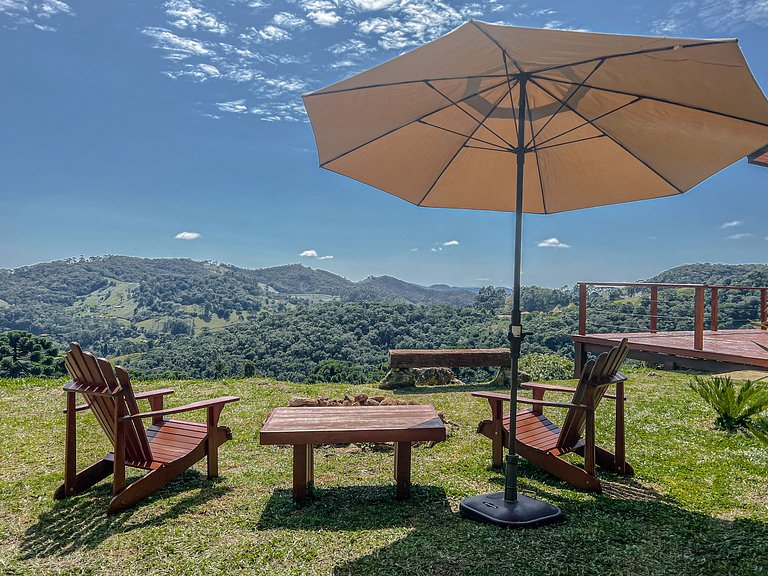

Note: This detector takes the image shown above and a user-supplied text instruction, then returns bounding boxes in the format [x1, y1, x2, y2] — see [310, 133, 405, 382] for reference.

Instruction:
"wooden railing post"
[711, 287, 719, 332]
[579, 283, 587, 335]
[761, 289, 767, 330]
[694, 286, 704, 350]
[649, 286, 658, 334]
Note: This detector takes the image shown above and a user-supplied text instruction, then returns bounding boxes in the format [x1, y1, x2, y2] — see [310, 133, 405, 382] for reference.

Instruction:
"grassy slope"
[0, 370, 766, 576]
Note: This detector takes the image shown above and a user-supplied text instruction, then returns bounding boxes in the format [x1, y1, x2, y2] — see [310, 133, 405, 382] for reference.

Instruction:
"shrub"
[308, 359, 365, 384]
[519, 352, 573, 381]
[688, 375, 768, 442]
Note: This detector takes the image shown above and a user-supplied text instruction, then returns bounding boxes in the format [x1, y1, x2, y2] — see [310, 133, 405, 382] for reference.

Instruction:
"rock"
[288, 397, 318, 407]
[413, 367, 461, 387]
[648, 371, 660, 378]
[379, 368, 416, 389]
[364, 399, 379, 406]
[354, 393, 369, 403]
[380, 397, 396, 405]
[372, 396, 385, 403]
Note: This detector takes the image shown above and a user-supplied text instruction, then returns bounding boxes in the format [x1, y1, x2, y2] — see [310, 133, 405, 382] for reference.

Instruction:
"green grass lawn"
[0, 369, 766, 575]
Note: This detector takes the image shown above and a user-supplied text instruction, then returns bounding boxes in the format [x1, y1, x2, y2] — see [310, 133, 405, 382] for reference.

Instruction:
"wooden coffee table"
[260, 405, 447, 502]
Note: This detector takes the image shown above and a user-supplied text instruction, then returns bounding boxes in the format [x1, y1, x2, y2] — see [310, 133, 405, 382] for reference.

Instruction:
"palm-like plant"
[688, 375, 768, 443]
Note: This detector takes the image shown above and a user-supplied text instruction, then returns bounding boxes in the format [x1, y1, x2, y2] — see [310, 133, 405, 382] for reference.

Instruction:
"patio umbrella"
[303, 21, 768, 527]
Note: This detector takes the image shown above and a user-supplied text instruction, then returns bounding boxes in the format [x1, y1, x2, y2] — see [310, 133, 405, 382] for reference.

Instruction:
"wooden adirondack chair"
[474, 339, 632, 492]
[54, 342, 239, 514]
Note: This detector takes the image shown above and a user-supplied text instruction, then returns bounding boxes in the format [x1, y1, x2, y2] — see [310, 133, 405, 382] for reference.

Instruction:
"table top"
[259, 405, 447, 445]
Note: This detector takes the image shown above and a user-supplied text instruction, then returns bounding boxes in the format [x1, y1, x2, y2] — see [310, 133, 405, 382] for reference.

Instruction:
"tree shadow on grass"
[258, 484, 451, 532]
[330, 476, 768, 576]
[18, 469, 230, 560]
[389, 382, 508, 396]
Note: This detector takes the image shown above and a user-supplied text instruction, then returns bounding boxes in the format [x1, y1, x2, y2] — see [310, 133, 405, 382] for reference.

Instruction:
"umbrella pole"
[459, 74, 562, 527]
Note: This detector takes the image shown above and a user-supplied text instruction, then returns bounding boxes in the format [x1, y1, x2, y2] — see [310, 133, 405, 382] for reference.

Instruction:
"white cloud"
[653, 1, 768, 35]
[410, 248, 419, 252]
[537, 238, 571, 248]
[0, 0, 74, 30]
[351, 0, 398, 10]
[300, 249, 334, 259]
[216, 99, 248, 113]
[165, 0, 229, 35]
[721, 220, 743, 229]
[272, 11, 306, 29]
[175, 231, 201, 240]
[307, 9, 341, 26]
[256, 24, 291, 42]
[443, 240, 459, 246]
[142, 27, 213, 60]
[726, 232, 753, 240]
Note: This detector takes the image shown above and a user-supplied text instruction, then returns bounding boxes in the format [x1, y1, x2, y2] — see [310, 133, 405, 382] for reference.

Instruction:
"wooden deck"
[573, 329, 768, 374]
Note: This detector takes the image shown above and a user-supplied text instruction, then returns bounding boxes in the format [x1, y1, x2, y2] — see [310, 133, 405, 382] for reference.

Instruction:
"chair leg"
[107, 443, 206, 515]
[584, 409, 596, 477]
[113, 401, 126, 496]
[54, 457, 114, 500]
[64, 392, 77, 497]
[207, 431, 219, 479]
[615, 380, 627, 474]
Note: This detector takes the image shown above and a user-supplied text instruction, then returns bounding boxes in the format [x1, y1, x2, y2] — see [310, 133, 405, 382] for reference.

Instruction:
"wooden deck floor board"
[573, 329, 768, 370]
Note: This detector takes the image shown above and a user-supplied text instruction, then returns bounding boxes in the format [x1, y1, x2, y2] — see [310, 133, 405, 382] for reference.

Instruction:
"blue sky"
[0, 1, 767, 288]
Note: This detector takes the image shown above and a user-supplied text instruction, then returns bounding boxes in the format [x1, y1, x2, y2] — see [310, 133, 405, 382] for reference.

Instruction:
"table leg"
[394, 442, 411, 500]
[293, 444, 313, 502]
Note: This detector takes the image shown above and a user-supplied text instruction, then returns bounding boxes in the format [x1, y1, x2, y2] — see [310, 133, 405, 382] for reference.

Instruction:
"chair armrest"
[517, 398, 592, 410]
[473, 391, 591, 410]
[134, 388, 174, 401]
[471, 391, 510, 402]
[521, 381, 621, 400]
[121, 396, 240, 421]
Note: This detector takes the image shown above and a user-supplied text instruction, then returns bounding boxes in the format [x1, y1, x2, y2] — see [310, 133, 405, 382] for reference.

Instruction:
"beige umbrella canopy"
[303, 21, 768, 527]
[304, 21, 768, 213]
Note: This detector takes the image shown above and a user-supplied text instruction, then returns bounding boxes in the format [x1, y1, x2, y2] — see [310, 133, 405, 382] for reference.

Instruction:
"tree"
[308, 359, 365, 384]
[474, 286, 507, 313]
[0, 331, 63, 377]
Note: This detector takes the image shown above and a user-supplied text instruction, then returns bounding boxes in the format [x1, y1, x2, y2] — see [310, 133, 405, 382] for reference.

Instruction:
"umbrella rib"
[417, 90, 510, 206]
[304, 74, 511, 97]
[464, 145, 514, 153]
[470, 20, 523, 73]
[531, 74, 768, 128]
[502, 52, 519, 137]
[418, 120, 511, 151]
[424, 80, 517, 149]
[530, 76, 685, 194]
[528, 39, 736, 75]
[535, 133, 607, 152]
[527, 59, 604, 148]
[533, 97, 642, 149]
[525, 93, 548, 213]
[319, 78, 510, 168]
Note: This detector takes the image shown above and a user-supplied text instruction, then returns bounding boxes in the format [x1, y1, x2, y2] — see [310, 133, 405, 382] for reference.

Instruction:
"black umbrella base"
[459, 492, 563, 528]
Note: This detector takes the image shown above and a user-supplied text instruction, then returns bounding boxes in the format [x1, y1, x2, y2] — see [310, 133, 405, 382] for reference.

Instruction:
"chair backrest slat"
[65, 347, 117, 447]
[557, 339, 628, 452]
[111, 362, 152, 463]
[65, 343, 152, 464]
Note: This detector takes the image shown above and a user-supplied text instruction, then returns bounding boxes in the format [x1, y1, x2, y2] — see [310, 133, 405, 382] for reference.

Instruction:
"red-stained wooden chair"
[474, 339, 632, 492]
[54, 342, 239, 514]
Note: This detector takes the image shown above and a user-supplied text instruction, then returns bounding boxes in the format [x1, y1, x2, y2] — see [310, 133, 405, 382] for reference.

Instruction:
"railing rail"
[577, 282, 768, 350]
